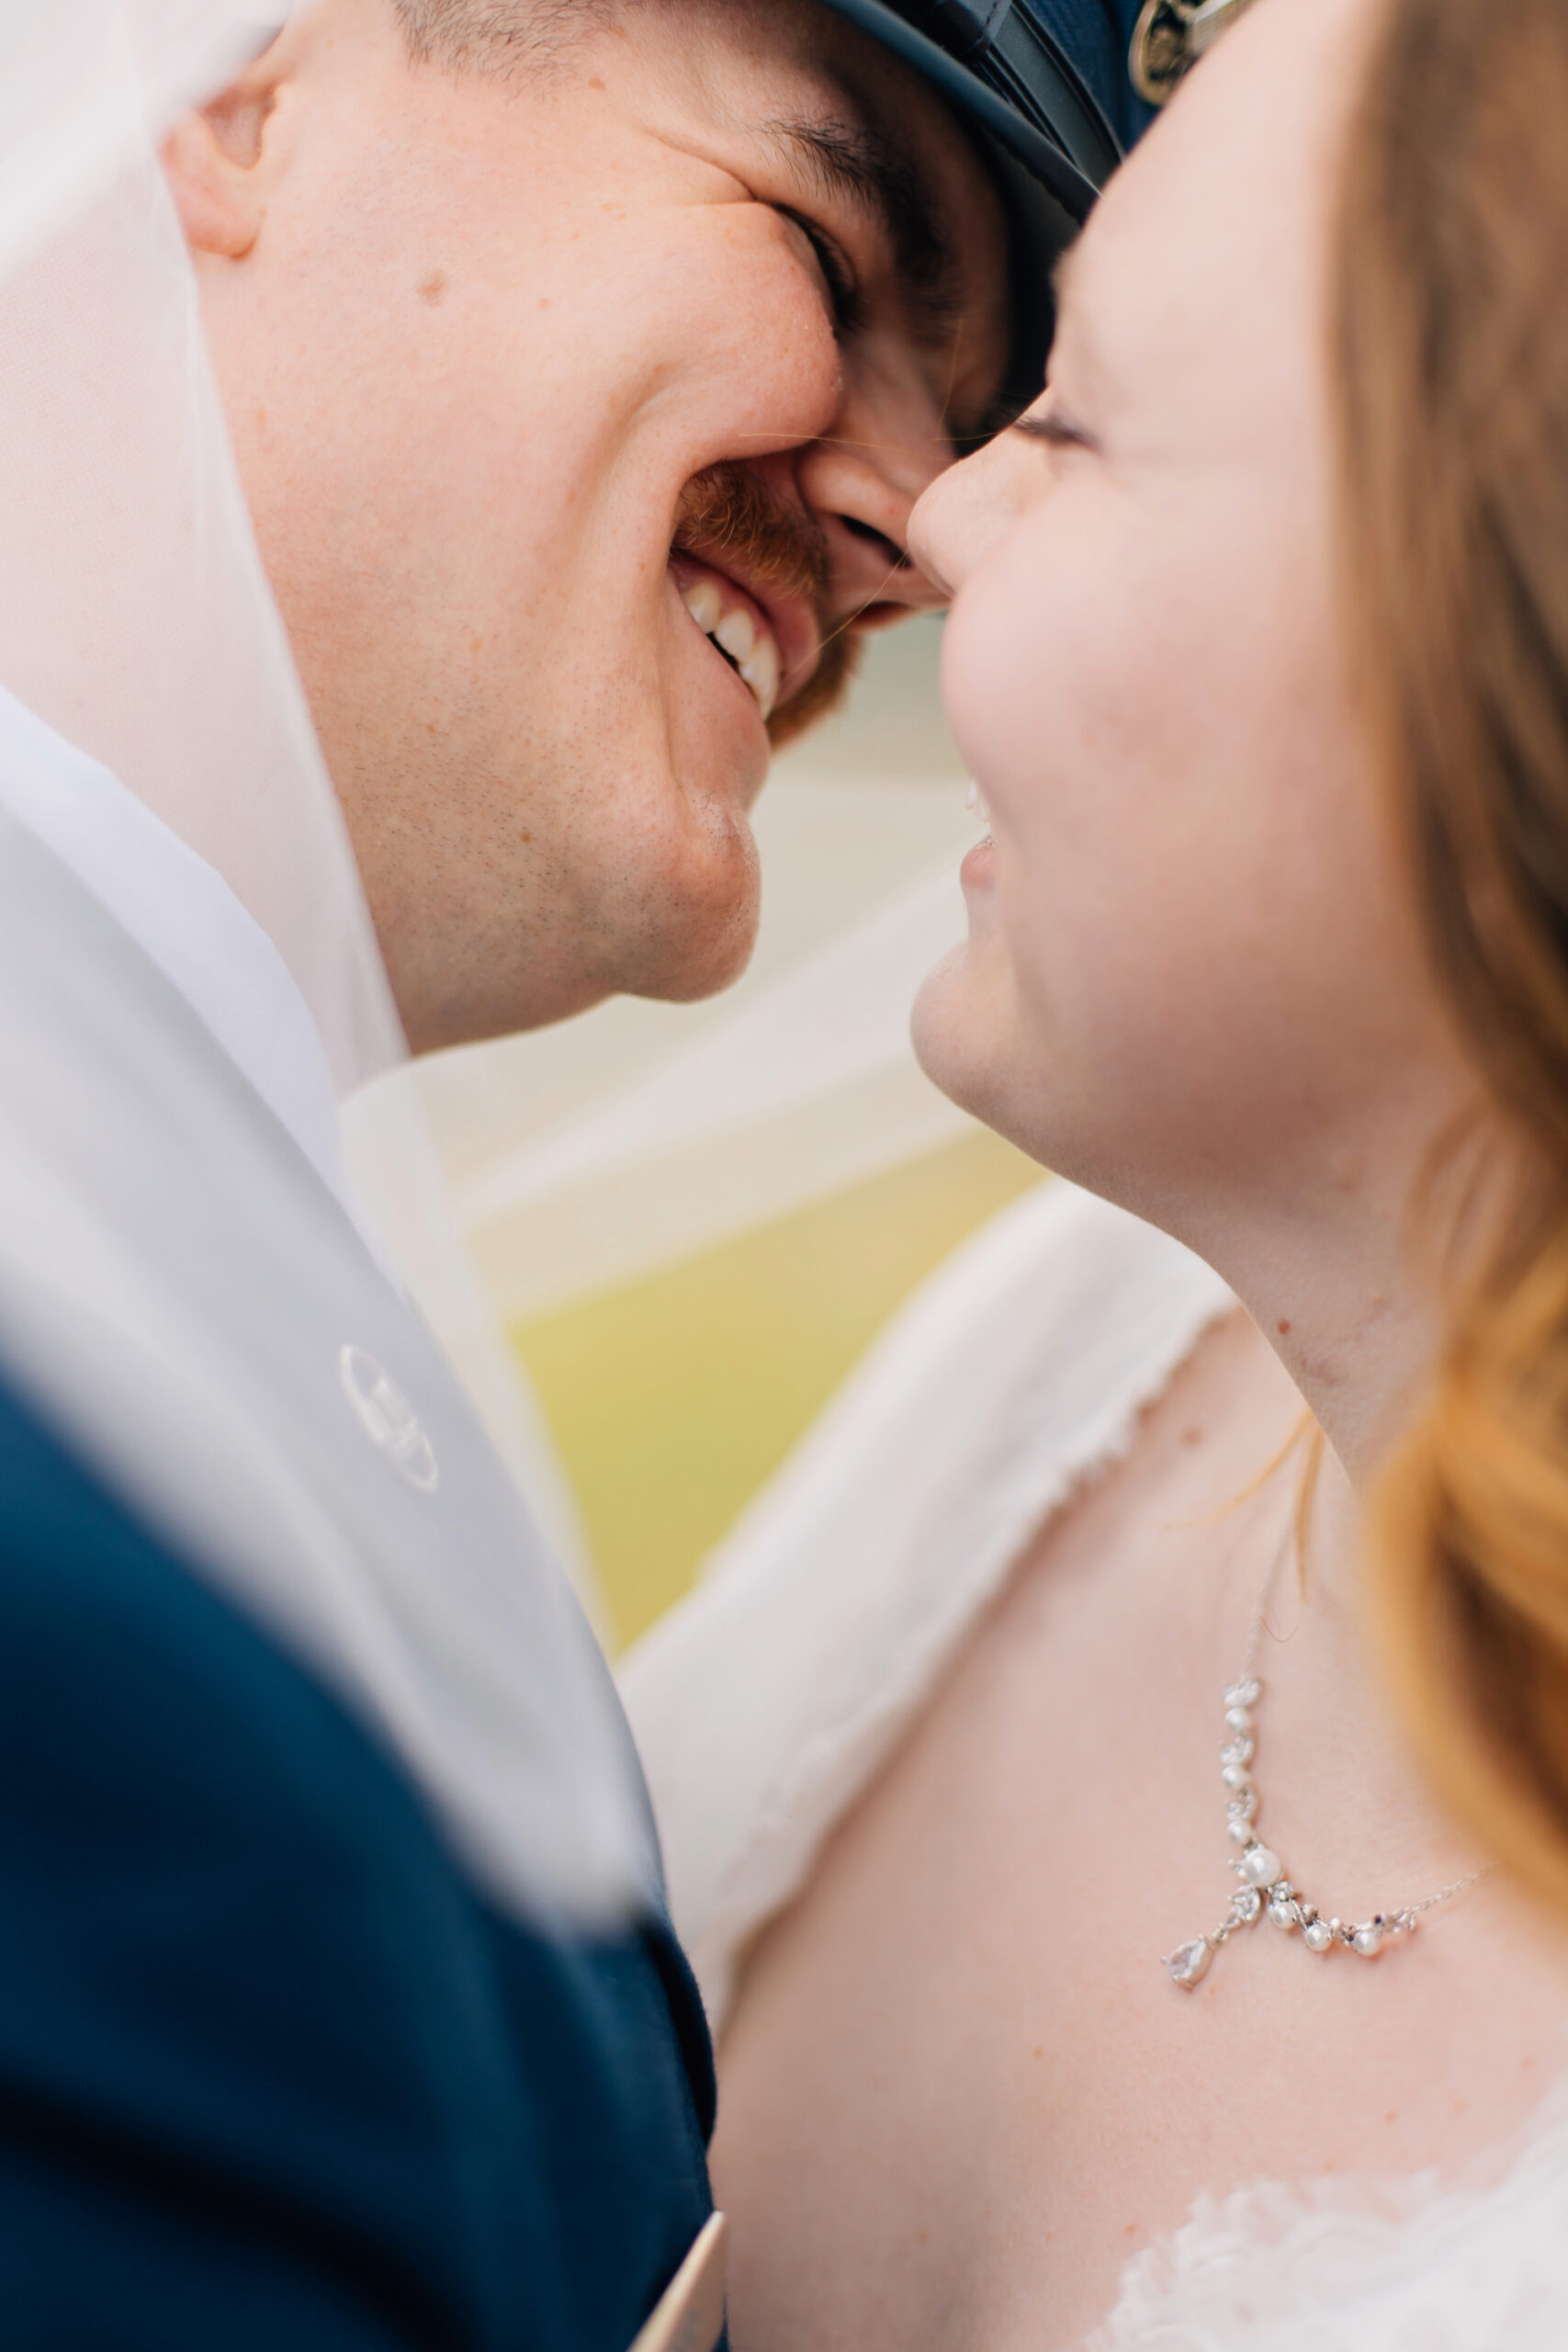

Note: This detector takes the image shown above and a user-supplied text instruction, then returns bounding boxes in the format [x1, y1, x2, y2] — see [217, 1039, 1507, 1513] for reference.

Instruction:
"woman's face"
[911, 0, 1449, 1225]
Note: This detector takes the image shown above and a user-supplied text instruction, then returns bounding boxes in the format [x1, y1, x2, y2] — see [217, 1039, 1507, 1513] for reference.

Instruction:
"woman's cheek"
[945, 483, 1124, 817]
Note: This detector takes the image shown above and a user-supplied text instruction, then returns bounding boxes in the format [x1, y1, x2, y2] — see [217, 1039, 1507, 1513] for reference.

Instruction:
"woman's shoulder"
[621, 1180, 1235, 2027]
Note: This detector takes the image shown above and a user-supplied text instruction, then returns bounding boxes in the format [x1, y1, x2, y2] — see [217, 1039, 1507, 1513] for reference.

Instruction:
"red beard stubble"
[672, 462, 863, 751]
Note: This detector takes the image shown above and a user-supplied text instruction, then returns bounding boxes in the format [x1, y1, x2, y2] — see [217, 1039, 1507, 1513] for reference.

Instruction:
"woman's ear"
[162, 38, 292, 262]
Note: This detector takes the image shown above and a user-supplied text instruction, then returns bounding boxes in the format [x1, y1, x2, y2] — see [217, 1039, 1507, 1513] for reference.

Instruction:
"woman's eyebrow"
[761, 111, 964, 345]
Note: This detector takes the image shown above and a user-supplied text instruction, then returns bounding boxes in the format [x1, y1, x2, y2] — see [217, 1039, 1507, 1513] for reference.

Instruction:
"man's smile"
[669, 549, 807, 724]
[667, 462, 835, 734]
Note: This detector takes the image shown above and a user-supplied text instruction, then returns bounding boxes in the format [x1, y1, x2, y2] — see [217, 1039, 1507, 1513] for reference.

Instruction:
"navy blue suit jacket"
[0, 1373, 718, 2349]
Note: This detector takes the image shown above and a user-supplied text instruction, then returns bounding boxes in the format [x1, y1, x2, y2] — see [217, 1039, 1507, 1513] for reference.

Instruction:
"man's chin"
[624, 816, 762, 1007]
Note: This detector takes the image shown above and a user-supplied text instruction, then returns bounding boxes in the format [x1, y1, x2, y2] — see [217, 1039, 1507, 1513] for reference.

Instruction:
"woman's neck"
[1149, 1093, 1508, 1890]
[1223, 1201, 1438, 1494]
[1134, 1087, 1486, 1499]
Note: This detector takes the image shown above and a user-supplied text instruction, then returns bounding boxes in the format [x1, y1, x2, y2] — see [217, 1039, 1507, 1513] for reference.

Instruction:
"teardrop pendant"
[1162, 1937, 1213, 1991]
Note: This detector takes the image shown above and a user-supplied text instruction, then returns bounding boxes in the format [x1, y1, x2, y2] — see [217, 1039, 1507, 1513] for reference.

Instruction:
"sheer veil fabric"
[0, 1, 400, 1090]
[0, 0, 984, 1932]
[358, 761, 991, 1339]
[0, 0, 660, 1928]
[0, 0, 1004, 1615]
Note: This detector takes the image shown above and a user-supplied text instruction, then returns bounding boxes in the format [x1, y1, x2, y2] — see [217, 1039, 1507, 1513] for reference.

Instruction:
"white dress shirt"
[0, 679, 355, 1213]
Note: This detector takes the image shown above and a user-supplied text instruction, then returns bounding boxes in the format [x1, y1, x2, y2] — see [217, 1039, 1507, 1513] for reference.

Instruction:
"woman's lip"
[960, 834, 996, 890]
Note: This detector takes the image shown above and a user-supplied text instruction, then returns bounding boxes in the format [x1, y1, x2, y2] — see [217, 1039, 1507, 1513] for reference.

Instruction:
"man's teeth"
[739, 635, 780, 717]
[683, 580, 722, 635]
[715, 606, 754, 663]
[681, 580, 779, 720]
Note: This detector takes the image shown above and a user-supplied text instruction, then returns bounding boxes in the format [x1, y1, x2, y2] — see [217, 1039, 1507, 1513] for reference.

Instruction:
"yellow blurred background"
[513, 1125, 1041, 1647]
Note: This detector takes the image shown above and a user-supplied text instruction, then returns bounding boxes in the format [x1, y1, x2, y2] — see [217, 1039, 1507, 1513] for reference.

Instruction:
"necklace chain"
[1162, 1521, 1489, 1991]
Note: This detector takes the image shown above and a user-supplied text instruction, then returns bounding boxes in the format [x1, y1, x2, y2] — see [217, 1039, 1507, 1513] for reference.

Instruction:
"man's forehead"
[395, 0, 1010, 416]
[690, 0, 975, 179]
[400, 0, 997, 303]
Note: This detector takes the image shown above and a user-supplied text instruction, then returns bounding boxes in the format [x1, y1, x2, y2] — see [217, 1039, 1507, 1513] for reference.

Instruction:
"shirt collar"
[0, 681, 358, 1214]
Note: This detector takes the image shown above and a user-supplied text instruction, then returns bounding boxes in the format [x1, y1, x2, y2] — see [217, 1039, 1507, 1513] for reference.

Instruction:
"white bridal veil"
[0, 0, 609, 1599]
[0, 0, 400, 1089]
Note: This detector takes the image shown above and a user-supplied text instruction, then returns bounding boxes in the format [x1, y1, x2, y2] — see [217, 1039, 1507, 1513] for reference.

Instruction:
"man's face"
[179, 0, 1010, 1050]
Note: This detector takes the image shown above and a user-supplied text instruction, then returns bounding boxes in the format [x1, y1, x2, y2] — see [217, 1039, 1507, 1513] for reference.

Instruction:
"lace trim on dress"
[1091, 2069, 1568, 2350]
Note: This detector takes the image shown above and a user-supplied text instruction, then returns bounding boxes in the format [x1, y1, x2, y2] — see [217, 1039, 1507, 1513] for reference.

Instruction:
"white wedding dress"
[621, 1179, 1568, 2346]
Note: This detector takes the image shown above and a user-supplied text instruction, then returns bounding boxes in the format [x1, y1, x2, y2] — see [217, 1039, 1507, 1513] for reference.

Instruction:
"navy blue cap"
[816, 0, 1157, 413]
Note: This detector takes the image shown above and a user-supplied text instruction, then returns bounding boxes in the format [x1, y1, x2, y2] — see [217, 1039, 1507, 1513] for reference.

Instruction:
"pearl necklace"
[1162, 1542, 1488, 1991]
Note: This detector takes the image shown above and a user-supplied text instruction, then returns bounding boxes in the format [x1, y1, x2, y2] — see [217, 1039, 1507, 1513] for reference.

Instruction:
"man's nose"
[793, 435, 950, 624]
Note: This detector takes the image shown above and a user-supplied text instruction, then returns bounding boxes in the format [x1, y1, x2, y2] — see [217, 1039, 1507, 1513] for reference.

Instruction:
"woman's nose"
[909, 432, 1040, 603]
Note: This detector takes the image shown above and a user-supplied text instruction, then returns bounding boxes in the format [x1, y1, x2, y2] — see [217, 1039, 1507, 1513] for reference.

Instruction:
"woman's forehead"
[1055, 0, 1368, 413]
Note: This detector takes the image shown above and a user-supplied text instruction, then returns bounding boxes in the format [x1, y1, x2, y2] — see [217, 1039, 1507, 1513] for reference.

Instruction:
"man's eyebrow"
[762, 112, 964, 348]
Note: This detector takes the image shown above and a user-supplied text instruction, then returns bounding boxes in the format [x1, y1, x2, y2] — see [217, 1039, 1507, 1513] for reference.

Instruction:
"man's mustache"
[672, 463, 861, 748]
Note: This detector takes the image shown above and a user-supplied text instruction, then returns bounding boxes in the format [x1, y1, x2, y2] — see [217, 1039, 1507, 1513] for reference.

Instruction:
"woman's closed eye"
[1013, 400, 1096, 453]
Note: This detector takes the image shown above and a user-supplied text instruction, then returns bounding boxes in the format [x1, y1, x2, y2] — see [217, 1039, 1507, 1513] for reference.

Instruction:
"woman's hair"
[1337, 0, 1568, 1908]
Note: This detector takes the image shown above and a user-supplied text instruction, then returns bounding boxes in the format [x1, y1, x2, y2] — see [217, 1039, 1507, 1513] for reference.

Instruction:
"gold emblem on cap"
[1131, 0, 1259, 106]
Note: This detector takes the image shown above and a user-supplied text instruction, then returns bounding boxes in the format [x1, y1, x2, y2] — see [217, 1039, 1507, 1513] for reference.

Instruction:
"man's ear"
[162, 35, 296, 262]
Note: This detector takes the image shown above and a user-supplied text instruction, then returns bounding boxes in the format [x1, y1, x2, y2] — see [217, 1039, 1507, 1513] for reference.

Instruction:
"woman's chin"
[912, 938, 1010, 1122]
